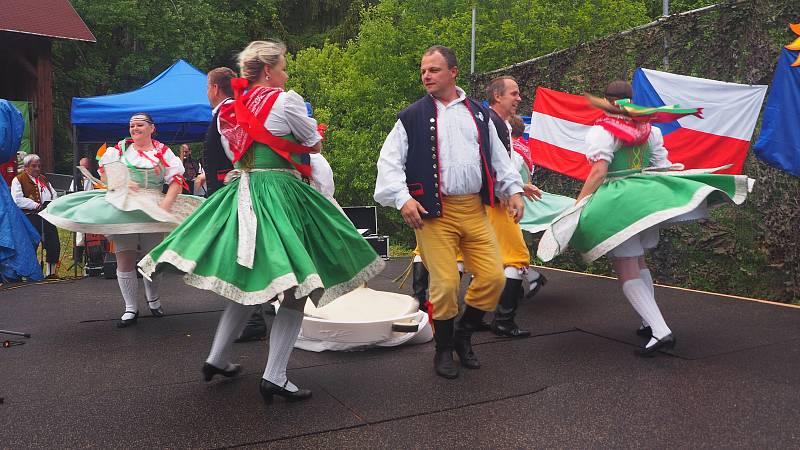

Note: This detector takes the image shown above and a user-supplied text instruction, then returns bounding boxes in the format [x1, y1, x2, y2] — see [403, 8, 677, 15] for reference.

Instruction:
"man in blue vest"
[375, 45, 525, 379]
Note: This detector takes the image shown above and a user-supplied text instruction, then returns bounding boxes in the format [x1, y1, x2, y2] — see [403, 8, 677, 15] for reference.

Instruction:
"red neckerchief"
[512, 137, 533, 172]
[595, 116, 652, 146]
[115, 139, 189, 190]
[218, 81, 313, 177]
[30, 174, 54, 198]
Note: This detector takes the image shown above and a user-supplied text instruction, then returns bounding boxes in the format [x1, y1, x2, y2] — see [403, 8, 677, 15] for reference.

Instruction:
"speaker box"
[365, 235, 389, 260]
[342, 206, 378, 236]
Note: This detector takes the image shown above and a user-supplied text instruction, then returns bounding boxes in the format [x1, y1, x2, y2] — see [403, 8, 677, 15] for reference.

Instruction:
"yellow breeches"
[485, 203, 531, 269]
[414, 194, 505, 320]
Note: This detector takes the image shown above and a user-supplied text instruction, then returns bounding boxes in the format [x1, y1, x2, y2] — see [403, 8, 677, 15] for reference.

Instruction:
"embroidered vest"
[608, 143, 652, 173]
[398, 95, 495, 219]
[15, 172, 51, 206]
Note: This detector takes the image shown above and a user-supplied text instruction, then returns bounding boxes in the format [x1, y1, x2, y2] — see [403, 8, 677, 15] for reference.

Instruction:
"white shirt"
[374, 87, 524, 210]
[585, 125, 671, 168]
[220, 90, 322, 160]
[11, 173, 57, 210]
[99, 142, 185, 185]
[69, 176, 94, 192]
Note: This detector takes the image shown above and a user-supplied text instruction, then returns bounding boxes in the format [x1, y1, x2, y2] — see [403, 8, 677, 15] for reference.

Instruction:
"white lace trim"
[582, 174, 752, 262]
[37, 211, 177, 234]
[139, 250, 385, 306]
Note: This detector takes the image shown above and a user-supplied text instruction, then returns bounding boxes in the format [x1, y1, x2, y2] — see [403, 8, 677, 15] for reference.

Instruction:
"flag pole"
[470, 4, 476, 74]
[663, 0, 670, 69]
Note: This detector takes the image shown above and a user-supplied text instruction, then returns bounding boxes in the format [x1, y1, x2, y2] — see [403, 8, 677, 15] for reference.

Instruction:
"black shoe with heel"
[147, 298, 164, 318]
[116, 311, 139, 328]
[636, 325, 653, 338]
[259, 379, 312, 404]
[202, 362, 242, 382]
[636, 334, 676, 357]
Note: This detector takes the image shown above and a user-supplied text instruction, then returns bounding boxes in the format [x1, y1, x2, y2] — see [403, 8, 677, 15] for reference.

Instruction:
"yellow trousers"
[485, 204, 531, 269]
[415, 195, 505, 320]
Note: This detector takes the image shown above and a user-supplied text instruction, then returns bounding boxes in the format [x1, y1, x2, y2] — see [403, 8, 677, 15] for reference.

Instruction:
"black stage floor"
[1, 259, 798, 448]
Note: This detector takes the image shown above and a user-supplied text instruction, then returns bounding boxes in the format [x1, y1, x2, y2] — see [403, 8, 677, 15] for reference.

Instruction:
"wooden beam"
[33, 40, 54, 172]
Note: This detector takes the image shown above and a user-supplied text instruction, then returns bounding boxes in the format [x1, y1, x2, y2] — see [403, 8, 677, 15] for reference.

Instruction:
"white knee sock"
[206, 302, 255, 370]
[144, 273, 162, 310]
[116, 270, 139, 320]
[638, 269, 654, 327]
[263, 302, 304, 392]
[622, 279, 671, 347]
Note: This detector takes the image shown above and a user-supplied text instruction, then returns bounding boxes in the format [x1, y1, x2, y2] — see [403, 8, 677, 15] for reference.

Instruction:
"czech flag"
[632, 68, 767, 175]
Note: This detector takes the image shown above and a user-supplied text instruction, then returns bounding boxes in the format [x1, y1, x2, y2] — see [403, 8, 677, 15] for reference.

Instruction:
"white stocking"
[144, 273, 162, 310]
[622, 279, 671, 348]
[206, 302, 255, 370]
[116, 270, 139, 320]
[263, 294, 305, 392]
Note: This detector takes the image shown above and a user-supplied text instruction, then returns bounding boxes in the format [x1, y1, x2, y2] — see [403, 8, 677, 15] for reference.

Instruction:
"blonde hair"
[237, 40, 287, 82]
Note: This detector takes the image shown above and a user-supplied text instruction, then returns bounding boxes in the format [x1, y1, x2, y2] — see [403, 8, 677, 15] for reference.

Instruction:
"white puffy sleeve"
[374, 119, 412, 210]
[310, 154, 335, 197]
[282, 90, 322, 147]
[160, 147, 186, 185]
[647, 127, 672, 168]
[98, 146, 121, 168]
[584, 125, 619, 164]
[488, 120, 524, 199]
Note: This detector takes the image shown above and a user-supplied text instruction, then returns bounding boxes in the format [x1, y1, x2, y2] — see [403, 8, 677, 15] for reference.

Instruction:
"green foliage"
[285, 0, 651, 243]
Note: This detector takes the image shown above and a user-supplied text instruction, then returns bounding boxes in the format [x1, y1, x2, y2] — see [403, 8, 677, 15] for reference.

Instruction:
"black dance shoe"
[491, 319, 531, 338]
[475, 320, 492, 332]
[636, 325, 653, 338]
[259, 379, 312, 404]
[635, 334, 676, 357]
[526, 272, 548, 298]
[147, 299, 164, 318]
[202, 362, 242, 382]
[116, 311, 139, 328]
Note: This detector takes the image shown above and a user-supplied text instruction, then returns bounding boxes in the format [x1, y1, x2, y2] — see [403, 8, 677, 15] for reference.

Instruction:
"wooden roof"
[0, 0, 95, 42]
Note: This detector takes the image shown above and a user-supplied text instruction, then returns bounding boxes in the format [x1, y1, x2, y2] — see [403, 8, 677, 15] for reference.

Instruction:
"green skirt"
[39, 190, 203, 234]
[570, 171, 752, 262]
[518, 191, 575, 235]
[138, 170, 384, 306]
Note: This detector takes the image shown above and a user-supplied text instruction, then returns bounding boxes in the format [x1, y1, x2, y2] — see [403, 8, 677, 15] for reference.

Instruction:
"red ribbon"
[223, 80, 314, 177]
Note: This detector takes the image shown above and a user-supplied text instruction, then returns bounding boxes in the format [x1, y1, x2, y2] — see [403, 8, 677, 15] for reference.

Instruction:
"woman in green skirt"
[138, 40, 384, 403]
[537, 80, 753, 356]
[40, 113, 200, 327]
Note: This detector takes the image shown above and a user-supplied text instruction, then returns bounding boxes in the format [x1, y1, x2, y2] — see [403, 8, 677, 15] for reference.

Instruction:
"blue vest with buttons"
[398, 95, 495, 219]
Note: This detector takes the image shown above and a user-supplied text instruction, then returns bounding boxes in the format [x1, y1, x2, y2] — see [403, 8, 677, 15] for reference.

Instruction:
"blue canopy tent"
[71, 59, 212, 145]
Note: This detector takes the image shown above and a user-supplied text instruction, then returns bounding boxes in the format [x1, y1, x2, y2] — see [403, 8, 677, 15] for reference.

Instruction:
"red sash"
[219, 81, 313, 177]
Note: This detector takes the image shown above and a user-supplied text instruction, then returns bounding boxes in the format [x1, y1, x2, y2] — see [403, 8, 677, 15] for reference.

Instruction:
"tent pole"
[72, 125, 79, 278]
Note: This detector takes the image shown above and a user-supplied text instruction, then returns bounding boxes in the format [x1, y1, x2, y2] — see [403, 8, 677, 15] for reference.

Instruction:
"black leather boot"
[432, 319, 458, 379]
[491, 278, 531, 338]
[412, 261, 430, 312]
[454, 306, 483, 369]
[234, 306, 267, 343]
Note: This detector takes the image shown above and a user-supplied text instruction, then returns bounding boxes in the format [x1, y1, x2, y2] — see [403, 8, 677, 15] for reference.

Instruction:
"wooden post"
[34, 39, 54, 172]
